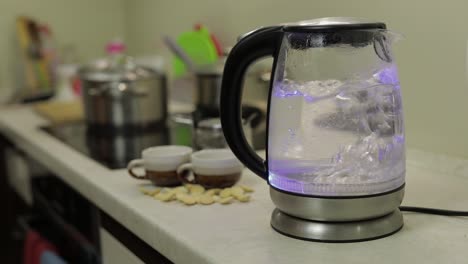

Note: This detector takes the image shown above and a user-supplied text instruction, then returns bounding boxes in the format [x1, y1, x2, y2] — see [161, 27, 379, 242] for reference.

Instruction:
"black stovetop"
[41, 122, 170, 169]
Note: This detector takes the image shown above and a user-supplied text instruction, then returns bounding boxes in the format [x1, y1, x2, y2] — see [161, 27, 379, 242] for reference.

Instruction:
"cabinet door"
[5, 148, 33, 205]
[100, 228, 144, 264]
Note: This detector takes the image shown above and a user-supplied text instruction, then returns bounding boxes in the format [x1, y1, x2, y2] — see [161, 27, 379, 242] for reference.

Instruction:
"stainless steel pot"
[194, 58, 225, 111]
[79, 57, 167, 129]
[194, 117, 253, 150]
[194, 55, 271, 112]
[196, 73, 222, 110]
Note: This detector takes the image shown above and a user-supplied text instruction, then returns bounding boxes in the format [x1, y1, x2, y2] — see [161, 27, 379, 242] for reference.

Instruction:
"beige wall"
[1, 0, 466, 158]
[125, 0, 468, 159]
[0, 0, 126, 102]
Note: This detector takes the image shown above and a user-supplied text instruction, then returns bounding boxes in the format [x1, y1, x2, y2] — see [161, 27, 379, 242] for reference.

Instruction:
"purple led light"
[376, 65, 400, 86]
[268, 64, 404, 196]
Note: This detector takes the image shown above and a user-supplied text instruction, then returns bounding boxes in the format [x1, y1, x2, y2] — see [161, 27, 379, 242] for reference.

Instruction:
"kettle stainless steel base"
[271, 209, 403, 242]
[269, 186, 404, 242]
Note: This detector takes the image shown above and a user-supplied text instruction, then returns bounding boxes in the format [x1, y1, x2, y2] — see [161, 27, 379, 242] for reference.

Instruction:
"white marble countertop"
[1, 105, 468, 263]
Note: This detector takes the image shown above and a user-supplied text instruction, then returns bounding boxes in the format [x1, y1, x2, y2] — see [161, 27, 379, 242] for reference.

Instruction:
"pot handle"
[220, 26, 283, 180]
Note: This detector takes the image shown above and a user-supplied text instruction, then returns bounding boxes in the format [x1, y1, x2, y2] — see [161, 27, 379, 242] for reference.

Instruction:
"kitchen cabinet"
[0, 134, 172, 263]
[0, 141, 101, 263]
[100, 229, 143, 264]
[1, 106, 468, 264]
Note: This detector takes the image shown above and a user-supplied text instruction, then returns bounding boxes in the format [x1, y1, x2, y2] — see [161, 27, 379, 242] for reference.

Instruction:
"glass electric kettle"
[220, 17, 405, 242]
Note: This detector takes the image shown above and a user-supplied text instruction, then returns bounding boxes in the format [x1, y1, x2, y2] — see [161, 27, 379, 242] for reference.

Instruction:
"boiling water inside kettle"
[268, 66, 405, 195]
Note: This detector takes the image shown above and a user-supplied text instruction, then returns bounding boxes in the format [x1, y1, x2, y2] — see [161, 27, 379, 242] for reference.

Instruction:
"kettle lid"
[283, 17, 386, 32]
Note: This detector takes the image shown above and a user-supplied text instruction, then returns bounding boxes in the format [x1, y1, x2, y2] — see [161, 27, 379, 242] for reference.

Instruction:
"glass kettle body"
[221, 18, 405, 197]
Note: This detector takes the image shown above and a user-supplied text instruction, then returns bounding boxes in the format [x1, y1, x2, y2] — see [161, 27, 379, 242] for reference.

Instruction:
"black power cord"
[400, 206, 468, 216]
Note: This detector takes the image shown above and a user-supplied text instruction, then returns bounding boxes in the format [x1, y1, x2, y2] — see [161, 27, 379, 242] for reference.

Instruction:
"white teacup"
[177, 149, 244, 188]
[128, 145, 192, 186]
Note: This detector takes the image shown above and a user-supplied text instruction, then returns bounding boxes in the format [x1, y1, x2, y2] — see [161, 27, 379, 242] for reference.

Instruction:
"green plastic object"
[173, 27, 219, 77]
[174, 126, 192, 147]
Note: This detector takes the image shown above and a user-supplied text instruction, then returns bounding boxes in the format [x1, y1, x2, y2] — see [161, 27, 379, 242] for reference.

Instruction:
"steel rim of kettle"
[269, 186, 404, 222]
[270, 208, 403, 242]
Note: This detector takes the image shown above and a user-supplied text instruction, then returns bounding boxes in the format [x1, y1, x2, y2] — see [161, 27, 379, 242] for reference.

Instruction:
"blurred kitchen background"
[0, 0, 467, 158]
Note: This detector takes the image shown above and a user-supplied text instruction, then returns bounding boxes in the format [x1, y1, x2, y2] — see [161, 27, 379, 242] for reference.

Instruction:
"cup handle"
[176, 163, 196, 184]
[127, 159, 146, 180]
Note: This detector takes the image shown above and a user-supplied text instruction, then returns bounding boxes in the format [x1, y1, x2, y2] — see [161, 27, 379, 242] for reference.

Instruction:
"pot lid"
[283, 17, 386, 32]
[198, 118, 222, 130]
[198, 116, 252, 131]
[171, 113, 193, 125]
[79, 56, 160, 82]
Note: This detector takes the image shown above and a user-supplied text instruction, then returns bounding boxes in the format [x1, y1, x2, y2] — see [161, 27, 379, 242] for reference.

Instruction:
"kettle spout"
[374, 30, 403, 63]
[384, 30, 404, 44]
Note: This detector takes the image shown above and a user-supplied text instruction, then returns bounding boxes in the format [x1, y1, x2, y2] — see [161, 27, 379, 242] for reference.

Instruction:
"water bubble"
[269, 70, 404, 195]
[288, 128, 296, 137]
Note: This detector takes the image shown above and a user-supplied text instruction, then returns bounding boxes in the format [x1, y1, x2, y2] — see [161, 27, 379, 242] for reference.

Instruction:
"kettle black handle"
[220, 26, 283, 180]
